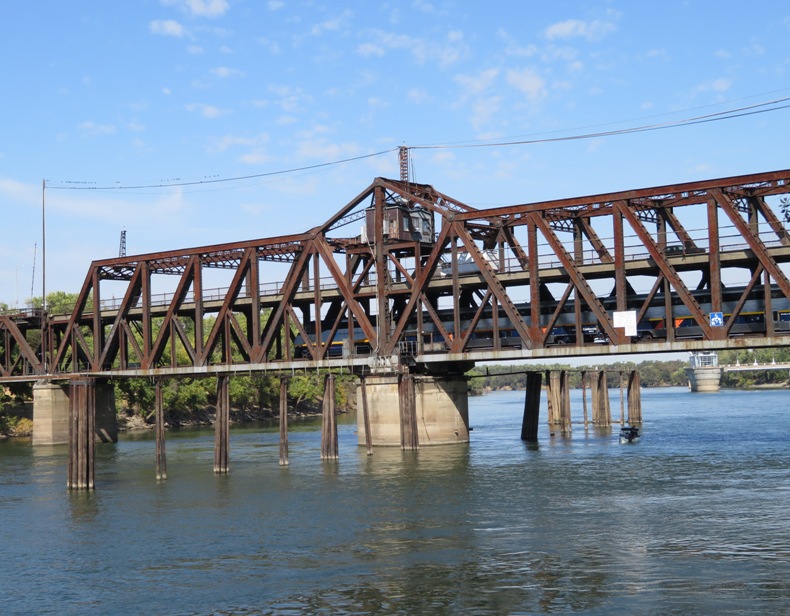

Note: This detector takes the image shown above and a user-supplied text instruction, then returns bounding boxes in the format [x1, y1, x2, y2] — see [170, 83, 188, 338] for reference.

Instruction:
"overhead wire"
[47, 148, 398, 191]
[410, 96, 790, 151]
[44, 94, 790, 193]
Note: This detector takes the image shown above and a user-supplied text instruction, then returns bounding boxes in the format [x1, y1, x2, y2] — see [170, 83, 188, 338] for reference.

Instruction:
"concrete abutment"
[356, 374, 469, 447]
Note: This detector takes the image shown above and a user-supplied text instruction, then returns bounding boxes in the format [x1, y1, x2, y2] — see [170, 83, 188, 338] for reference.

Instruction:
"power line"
[411, 96, 790, 151]
[47, 148, 398, 191]
[44, 95, 790, 192]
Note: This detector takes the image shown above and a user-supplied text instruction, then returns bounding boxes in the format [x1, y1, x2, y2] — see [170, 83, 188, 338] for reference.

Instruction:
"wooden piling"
[627, 370, 643, 424]
[590, 370, 600, 425]
[360, 376, 373, 455]
[521, 371, 542, 442]
[279, 378, 289, 466]
[619, 371, 626, 426]
[68, 378, 95, 490]
[321, 374, 339, 460]
[399, 373, 419, 450]
[547, 371, 562, 427]
[593, 370, 611, 426]
[581, 371, 589, 429]
[214, 375, 230, 474]
[155, 379, 167, 480]
[560, 370, 572, 434]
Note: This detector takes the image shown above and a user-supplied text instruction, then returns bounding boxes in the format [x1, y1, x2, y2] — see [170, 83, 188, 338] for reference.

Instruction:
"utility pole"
[41, 179, 47, 372]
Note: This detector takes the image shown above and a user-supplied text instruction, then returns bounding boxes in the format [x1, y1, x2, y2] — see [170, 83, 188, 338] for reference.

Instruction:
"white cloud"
[407, 88, 430, 104]
[161, 0, 229, 18]
[498, 28, 539, 58]
[544, 18, 616, 42]
[267, 1, 284, 10]
[150, 19, 187, 37]
[455, 68, 500, 97]
[239, 151, 272, 165]
[357, 42, 385, 57]
[696, 78, 732, 94]
[78, 121, 117, 136]
[311, 10, 352, 36]
[187, 44, 204, 54]
[0, 177, 37, 203]
[185, 103, 228, 118]
[209, 133, 269, 153]
[506, 67, 546, 100]
[258, 37, 282, 54]
[470, 96, 502, 131]
[358, 29, 468, 68]
[296, 138, 359, 160]
[268, 84, 310, 111]
[210, 66, 245, 78]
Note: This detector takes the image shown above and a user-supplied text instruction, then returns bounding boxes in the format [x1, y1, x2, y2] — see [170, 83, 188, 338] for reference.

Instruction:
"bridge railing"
[86, 223, 778, 314]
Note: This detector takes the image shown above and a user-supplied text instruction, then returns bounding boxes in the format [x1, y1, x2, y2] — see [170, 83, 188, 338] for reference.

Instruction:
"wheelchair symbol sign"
[710, 312, 724, 327]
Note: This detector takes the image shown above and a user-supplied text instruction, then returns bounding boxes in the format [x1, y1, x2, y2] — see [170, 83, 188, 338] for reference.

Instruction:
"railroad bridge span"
[3, 168, 790, 486]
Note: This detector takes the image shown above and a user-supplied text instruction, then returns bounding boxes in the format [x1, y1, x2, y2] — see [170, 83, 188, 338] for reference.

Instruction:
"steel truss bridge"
[3, 168, 790, 382]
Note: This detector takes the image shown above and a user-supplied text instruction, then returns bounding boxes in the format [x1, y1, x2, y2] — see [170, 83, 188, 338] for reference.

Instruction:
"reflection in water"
[0, 388, 789, 614]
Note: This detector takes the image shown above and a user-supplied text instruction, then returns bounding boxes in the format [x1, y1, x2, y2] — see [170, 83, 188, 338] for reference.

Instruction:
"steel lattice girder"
[6, 168, 790, 380]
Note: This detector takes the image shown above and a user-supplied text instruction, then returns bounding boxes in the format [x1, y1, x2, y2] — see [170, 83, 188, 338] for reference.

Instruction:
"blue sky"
[2, 0, 790, 306]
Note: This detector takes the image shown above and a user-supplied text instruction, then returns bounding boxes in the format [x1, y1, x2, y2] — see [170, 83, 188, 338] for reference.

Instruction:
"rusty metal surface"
[4, 168, 790, 382]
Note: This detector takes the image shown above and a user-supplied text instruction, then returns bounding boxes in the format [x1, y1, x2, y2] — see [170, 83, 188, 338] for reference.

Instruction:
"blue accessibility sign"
[709, 312, 724, 327]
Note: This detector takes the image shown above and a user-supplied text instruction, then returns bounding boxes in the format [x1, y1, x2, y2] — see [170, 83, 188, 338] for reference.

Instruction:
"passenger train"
[294, 284, 790, 357]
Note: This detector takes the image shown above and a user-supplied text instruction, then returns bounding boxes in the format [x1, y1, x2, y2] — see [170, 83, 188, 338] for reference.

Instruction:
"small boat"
[619, 425, 640, 444]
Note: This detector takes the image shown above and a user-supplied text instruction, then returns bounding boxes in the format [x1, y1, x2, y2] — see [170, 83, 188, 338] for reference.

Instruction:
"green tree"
[30, 291, 83, 315]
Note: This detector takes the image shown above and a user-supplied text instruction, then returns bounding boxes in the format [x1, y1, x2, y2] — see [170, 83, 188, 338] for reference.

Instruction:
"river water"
[1, 386, 789, 615]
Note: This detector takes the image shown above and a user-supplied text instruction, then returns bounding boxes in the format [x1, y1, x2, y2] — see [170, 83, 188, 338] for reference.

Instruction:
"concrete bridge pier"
[33, 379, 118, 446]
[356, 373, 469, 447]
[686, 367, 722, 392]
[686, 352, 722, 392]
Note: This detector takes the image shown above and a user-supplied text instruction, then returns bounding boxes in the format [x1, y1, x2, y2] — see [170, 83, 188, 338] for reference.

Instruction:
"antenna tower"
[398, 146, 409, 182]
[119, 230, 127, 257]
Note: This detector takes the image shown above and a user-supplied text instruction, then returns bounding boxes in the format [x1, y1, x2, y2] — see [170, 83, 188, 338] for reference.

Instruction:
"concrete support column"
[33, 381, 69, 446]
[33, 379, 117, 446]
[686, 366, 722, 392]
[356, 374, 469, 447]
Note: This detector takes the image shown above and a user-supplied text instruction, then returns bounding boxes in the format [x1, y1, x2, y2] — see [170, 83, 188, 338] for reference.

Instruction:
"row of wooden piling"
[67, 368, 642, 489]
[521, 369, 642, 443]
[68, 373, 351, 490]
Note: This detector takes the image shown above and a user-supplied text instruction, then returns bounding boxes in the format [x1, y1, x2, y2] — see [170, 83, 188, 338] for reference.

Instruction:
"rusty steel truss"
[3, 168, 790, 381]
